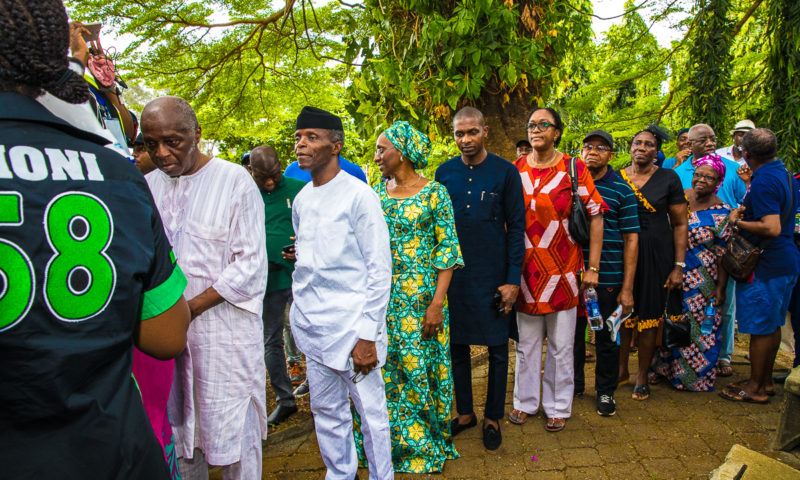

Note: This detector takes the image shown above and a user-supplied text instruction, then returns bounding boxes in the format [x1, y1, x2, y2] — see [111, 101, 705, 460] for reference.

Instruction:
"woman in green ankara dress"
[355, 121, 464, 473]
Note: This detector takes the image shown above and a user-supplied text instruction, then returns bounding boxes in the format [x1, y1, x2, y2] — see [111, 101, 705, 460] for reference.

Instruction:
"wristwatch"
[674, 262, 686, 268]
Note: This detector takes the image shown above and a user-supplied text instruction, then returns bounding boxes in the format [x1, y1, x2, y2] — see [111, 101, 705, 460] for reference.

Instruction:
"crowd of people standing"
[3, 2, 800, 480]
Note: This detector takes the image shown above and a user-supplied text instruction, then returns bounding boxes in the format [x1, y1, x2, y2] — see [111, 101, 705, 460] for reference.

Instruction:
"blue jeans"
[718, 281, 736, 363]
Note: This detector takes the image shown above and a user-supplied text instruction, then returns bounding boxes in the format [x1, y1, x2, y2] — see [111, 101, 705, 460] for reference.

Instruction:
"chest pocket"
[478, 191, 502, 222]
[181, 219, 228, 282]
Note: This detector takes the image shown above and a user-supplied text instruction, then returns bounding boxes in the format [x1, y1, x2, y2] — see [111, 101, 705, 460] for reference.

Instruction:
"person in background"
[720, 129, 800, 404]
[573, 129, 639, 417]
[516, 139, 532, 159]
[143, 96, 268, 479]
[653, 154, 731, 391]
[68, 21, 136, 148]
[435, 107, 525, 450]
[676, 124, 747, 378]
[250, 146, 306, 427]
[661, 128, 691, 170]
[290, 106, 393, 480]
[510, 108, 606, 433]
[618, 126, 688, 401]
[0, 3, 190, 477]
[133, 133, 157, 174]
[356, 121, 463, 473]
[716, 119, 755, 167]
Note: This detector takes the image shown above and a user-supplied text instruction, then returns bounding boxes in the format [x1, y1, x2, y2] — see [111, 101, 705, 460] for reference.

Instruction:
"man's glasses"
[526, 121, 554, 132]
[692, 172, 719, 182]
[689, 136, 717, 145]
[582, 144, 611, 152]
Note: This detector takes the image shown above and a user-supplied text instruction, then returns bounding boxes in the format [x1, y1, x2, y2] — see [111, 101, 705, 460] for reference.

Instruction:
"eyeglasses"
[689, 136, 717, 145]
[692, 172, 719, 182]
[375, 145, 396, 156]
[526, 121, 554, 132]
[582, 144, 611, 152]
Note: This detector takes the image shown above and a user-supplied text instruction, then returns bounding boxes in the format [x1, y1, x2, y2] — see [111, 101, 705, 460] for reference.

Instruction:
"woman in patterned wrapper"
[653, 154, 732, 391]
[354, 121, 464, 473]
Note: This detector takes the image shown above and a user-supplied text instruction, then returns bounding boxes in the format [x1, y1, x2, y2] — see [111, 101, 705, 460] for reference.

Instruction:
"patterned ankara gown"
[355, 180, 464, 473]
[654, 204, 732, 391]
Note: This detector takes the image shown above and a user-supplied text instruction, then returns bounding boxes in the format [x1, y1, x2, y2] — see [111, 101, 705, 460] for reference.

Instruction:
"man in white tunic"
[290, 107, 393, 480]
[141, 96, 268, 480]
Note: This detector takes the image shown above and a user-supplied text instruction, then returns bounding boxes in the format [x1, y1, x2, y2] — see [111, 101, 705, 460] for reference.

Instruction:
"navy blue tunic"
[435, 153, 525, 346]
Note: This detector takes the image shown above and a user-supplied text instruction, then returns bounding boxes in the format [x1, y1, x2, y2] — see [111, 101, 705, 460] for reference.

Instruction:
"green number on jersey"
[0, 192, 34, 331]
[44, 192, 116, 321]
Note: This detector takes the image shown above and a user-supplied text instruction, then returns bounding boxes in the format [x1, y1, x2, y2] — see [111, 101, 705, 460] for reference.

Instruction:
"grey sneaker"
[597, 394, 616, 416]
[292, 378, 309, 397]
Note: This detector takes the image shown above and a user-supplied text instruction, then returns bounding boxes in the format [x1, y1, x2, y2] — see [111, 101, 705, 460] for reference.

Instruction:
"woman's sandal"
[508, 409, 529, 425]
[717, 361, 734, 377]
[545, 417, 566, 432]
[632, 384, 650, 401]
[647, 372, 664, 385]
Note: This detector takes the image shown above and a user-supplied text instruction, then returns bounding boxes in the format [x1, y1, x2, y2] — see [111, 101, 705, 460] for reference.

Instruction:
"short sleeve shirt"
[582, 167, 640, 288]
[0, 93, 186, 478]
[741, 159, 800, 279]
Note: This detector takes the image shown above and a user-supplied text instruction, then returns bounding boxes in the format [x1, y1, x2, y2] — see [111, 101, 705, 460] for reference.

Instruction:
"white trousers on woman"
[514, 308, 577, 419]
[306, 358, 393, 480]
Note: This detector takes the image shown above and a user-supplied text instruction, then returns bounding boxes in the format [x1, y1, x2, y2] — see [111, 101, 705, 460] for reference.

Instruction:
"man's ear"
[332, 141, 343, 156]
[195, 126, 202, 144]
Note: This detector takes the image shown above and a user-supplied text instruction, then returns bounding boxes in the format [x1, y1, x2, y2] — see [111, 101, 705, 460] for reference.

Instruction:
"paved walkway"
[218, 341, 799, 479]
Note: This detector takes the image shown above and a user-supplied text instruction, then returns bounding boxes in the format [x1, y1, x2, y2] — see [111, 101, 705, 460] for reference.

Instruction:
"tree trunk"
[475, 88, 538, 162]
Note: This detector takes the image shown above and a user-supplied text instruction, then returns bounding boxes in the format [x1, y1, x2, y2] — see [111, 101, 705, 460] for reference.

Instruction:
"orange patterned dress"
[514, 154, 607, 315]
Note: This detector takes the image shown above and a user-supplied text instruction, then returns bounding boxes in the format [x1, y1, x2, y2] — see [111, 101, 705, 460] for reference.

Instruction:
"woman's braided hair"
[0, 0, 89, 103]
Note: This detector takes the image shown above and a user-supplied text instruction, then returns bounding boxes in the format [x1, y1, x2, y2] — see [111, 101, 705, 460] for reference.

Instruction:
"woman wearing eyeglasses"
[510, 108, 606, 432]
[652, 154, 731, 391]
[618, 126, 688, 401]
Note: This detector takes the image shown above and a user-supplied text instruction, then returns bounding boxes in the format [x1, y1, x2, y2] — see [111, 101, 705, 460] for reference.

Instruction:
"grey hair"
[329, 129, 345, 144]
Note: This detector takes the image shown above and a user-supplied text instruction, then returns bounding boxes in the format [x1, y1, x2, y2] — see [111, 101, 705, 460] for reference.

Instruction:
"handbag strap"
[568, 155, 579, 194]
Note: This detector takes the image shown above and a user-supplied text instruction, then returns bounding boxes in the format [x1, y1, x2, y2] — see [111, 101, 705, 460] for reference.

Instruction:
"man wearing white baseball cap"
[716, 119, 755, 166]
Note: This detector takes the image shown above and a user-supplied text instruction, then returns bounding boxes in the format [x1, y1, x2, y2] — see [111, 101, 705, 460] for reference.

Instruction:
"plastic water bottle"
[606, 305, 632, 344]
[584, 288, 603, 331]
[701, 299, 716, 336]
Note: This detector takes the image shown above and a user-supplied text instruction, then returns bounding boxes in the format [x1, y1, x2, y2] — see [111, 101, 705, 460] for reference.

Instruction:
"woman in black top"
[618, 127, 688, 400]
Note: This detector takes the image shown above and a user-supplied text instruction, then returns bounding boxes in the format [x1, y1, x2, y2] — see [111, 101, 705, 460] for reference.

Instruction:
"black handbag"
[567, 156, 591, 245]
[662, 289, 691, 349]
[721, 170, 796, 281]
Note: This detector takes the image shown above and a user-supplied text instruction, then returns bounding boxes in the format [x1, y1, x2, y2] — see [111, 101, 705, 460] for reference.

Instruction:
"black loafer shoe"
[267, 404, 298, 426]
[449, 414, 477, 437]
[482, 424, 502, 450]
[292, 379, 309, 397]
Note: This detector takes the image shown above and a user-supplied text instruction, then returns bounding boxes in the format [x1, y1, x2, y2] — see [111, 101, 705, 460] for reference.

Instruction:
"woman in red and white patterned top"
[508, 108, 606, 433]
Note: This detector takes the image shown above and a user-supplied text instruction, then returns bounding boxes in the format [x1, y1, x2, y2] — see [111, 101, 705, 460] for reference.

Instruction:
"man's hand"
[581, 270, 599, 291]
[422, 302, 444, 340]
[186, 287, 224, 320]
[737, 165, 752, 185]
[351, 339, 378, 375]
[497, 284, 519, 315]
[69, 21, 91, 67]
[281, 235, 297, 261]
[617, 288, 634, 316]
[711, 285, 726, 307]
[665, 267, 683, 291]
[728, 206, 745, 225]
[675, 149, 691, 167]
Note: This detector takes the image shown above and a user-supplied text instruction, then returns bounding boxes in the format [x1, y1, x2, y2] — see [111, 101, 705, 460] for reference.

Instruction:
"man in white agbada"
[141, 96, 268, 480]
[290, 106, 393, 480]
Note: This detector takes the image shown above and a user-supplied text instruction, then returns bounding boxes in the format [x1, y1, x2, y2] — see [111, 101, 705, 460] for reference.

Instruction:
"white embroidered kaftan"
[146, 157, 268, 465]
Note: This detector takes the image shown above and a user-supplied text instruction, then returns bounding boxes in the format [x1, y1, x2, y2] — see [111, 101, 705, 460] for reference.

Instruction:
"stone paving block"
[669, 435, 714, 457]
[283, 453, 325, 471]
[622, 422, 663, 441]
[262, 456, 288, 473]
[736, 432, 770, 450]
[440, 455, 484, 478]
[561, 447, 602, 468]
[681, 453, 727, 478]
[724, 413, 770, 433]
[565, 466, 608, 479]
[523, 471, 567, 480]
[641, 457, 691, 479]
[604, 459, 649, 479]
[274, 472, 319, 480]
[526, 449, 566, 472]
[634, 439, 677, 459]
[596, 442, 636, 464]
[557, 429, 596, 448]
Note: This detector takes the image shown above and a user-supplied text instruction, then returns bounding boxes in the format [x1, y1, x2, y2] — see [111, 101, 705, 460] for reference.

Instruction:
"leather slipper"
[719, 387, 769, 404]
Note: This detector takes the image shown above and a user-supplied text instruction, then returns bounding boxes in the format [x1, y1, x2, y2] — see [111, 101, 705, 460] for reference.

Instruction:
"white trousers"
[513, 309, 577, 418]
[177, 401, 262, 480]
[306, 358, 393, 480]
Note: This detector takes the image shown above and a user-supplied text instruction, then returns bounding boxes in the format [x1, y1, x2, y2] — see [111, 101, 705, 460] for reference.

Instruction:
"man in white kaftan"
[290, 106, 393, 480]
[141, 96, 268, 480]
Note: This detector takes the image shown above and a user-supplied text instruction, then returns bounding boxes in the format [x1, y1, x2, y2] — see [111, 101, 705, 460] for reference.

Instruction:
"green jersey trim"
[140, 262, 187, 321]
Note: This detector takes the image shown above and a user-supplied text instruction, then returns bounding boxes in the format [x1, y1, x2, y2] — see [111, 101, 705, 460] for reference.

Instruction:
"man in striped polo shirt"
[574, 129, 641, 416]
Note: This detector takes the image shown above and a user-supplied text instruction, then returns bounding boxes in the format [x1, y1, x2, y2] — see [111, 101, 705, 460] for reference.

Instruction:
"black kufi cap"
[295, 106, 343, 131]
[583, 129, 614, 149]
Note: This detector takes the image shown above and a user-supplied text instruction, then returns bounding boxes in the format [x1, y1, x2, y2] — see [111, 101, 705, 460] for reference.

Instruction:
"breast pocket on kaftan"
[182, 219, 228, 286]
[477, 191, 503, 222]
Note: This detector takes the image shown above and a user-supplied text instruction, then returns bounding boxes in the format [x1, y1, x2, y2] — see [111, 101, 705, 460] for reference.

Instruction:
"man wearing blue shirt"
[285, 154, 367, 183]
[721, 129, 800, 404]
[675, 124, 748, 376]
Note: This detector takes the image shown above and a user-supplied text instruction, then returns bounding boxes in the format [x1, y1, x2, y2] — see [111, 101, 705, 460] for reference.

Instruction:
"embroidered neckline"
[620, 169, 656, 213]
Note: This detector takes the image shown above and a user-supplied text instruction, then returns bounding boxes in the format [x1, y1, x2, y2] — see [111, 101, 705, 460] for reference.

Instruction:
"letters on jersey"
[0, 144, 104, 181]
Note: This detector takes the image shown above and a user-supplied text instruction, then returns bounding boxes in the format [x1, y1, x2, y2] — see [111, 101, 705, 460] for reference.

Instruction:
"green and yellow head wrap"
[383, 121, 432, 170]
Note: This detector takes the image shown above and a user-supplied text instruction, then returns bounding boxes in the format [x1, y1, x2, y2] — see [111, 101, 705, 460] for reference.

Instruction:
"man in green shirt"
[251, 146, 307, 426]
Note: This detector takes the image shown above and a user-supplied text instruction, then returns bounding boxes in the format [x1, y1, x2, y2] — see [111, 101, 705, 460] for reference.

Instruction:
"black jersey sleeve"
[139, 183, 186, 321]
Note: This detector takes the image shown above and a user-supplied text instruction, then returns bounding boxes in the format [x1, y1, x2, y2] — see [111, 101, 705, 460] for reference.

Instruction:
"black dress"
[626, 167, 686, 330]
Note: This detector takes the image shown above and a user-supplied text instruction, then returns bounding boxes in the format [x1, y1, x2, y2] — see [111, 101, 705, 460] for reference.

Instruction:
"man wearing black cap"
[289, 107, 394, 479]
[132, 133, 156, 174]
[574, 130, 640, 416]
[516, 139, 532, 159]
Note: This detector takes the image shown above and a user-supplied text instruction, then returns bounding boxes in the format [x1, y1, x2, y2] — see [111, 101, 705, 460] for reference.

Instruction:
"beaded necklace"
[620, 168, 656, 213]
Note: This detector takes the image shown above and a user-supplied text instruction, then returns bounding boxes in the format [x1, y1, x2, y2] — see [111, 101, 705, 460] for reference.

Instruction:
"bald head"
[687, 123, 717, 158]
[453, 106, 486, 127]
[250, 146, 280, 170]
[142, 96, 199, 134]
[741, 128, 777, 166]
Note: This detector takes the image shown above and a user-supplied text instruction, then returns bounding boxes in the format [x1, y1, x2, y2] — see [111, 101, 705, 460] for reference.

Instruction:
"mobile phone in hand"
[84, 22, 102, 42]
[282, 244, 295, 254]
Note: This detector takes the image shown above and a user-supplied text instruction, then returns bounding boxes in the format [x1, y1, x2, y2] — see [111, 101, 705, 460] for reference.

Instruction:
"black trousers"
[451, 342, 509, 421]
[574, 287, 620, 396]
